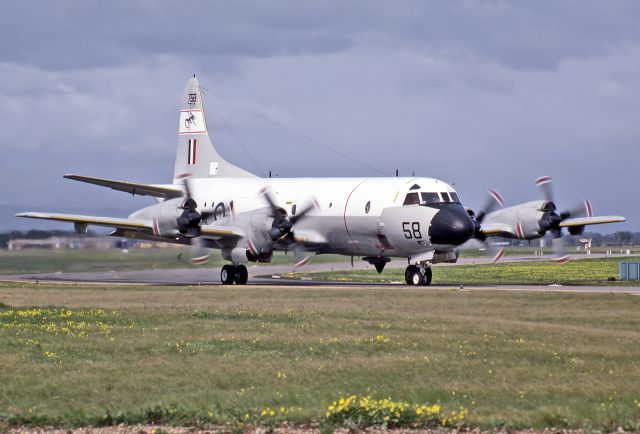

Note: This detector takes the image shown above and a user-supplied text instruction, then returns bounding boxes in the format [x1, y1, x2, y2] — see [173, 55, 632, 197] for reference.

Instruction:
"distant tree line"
[0, 230, 98, 249]
[571, 231, 640, 247]
[493, 231, 640, 247]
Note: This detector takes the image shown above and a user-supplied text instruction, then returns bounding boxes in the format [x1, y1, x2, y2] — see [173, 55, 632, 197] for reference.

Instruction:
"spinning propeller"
[176, 176, 215, 264]
[534, 176, 592, 263]
[471, 189, 506, 263]
[260, 187, 319, 242]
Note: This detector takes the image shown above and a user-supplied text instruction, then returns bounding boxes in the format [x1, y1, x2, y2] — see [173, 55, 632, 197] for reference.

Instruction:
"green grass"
[0, 248, 348, 275]
[294, 256, 640, 286]
[0, 284, 639, 430]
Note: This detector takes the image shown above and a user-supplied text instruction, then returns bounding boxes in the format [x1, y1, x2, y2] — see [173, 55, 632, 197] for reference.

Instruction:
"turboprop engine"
[129, 197, 216, 238]
[224, 189, 319, 264]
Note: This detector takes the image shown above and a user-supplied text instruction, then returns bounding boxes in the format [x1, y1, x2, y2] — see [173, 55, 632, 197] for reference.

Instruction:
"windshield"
[421, 192, 440, 204]
[403, 192, 420, 205]
[405, 190, 461, 206]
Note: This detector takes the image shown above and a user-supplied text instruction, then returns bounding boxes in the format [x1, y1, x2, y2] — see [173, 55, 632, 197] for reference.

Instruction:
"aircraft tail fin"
[173, 76, 256, 182]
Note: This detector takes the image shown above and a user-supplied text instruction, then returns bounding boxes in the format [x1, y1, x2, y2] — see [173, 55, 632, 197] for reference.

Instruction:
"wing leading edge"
[15, 212, 151, 231]
[15, 212, 244, 241]
[559, 216, 626, 227]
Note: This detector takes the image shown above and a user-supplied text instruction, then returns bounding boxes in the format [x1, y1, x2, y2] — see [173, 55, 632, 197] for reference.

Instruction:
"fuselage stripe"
[343, 179, 368, 249]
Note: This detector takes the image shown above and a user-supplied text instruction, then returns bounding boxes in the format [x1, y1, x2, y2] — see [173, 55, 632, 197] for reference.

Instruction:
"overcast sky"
[1, 0, 638, 232]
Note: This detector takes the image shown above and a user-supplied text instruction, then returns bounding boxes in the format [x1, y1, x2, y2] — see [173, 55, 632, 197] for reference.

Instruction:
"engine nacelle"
[482, 200, 549, 240]
[129, 199, 184, 238]
[222, 247, 249, 263]
[220, 208, 279, 263]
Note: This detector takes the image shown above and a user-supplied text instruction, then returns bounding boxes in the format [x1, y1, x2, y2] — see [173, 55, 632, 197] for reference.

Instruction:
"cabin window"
[403, 192, 420, 205]
[421, 192, 440, 204]
[365, 201, 371, 214]
[291, 204, 297, 215]
[329, 202, 333, 208]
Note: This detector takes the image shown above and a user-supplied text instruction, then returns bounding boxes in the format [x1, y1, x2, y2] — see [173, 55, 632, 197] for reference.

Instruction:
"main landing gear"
[220, 264, 248, 285]
[405, 264, 432, 286]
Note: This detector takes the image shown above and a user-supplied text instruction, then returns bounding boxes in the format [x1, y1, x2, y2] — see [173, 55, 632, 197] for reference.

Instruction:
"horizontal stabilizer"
[64, 174, 183, 199]
[559, 216, 626, 227]
[15, 212, 151, 231]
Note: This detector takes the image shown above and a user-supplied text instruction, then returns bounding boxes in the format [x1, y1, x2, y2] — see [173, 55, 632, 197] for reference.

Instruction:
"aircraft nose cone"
[429, 205, 475, 245]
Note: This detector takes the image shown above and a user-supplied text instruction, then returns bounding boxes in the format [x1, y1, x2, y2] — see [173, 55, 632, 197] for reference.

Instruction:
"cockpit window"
[409, 184, 421, 190]
[441, 192, 452, 202]
[421, 192, 440, 204]
[403, 192, 420, 205]
[450, 192, 460, 203]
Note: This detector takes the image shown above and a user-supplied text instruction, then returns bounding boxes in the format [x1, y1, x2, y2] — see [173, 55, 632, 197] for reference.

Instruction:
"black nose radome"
[429, 205, 475, 245]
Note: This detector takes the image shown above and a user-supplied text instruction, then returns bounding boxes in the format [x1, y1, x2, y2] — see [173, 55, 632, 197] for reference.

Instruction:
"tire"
[405, 265, 418, 285]
[423, 267, 432, 286]
[220, 264, 235, 285]
[409, 270, 425, 286]
[234, 264, 248, 285]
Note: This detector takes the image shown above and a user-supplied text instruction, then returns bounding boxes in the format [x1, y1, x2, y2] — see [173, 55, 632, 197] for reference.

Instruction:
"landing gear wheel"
[405, 265, 418, 285]
[404, 265, 432, 286]
[423, 267, 432, 286]
[221, 264, 235, 285]
[409, 270, 425, 286]
[234, 264, 248, 285]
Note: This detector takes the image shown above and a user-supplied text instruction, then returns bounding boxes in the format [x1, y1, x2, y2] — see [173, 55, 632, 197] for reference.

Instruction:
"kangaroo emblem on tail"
[184, 112, 197, 129]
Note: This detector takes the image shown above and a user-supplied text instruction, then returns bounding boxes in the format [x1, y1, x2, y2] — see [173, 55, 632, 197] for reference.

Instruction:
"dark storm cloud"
[3, 1, 639, 71]
[1, 0, 639, 231]
[0, 1, 355, 70]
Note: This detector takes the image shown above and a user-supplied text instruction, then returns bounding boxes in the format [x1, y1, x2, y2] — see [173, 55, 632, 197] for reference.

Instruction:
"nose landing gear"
[221, 264, 248, 285]
[405, 264, 432, 286]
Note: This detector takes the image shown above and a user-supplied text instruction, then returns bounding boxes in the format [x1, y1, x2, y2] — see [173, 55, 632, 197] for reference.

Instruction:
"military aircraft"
[17, 77, 626, 285]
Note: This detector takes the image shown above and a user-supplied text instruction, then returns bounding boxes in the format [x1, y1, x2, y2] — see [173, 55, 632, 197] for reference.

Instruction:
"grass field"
[0, 282, 639, 431]
[294, 256, 640, 287]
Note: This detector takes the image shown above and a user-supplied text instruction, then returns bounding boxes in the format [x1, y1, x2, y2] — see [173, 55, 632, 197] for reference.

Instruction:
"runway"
[2, 258, 639, 295]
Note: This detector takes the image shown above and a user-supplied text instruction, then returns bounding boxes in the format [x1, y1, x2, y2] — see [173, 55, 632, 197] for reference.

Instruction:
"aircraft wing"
[16, 212, 245, 242]
[479, 222, 516, 237]
[15, 212, 152, 231]
[64, 174, 183, 199]
[200, 226, 245, 238]
[559, 216, 626, 228]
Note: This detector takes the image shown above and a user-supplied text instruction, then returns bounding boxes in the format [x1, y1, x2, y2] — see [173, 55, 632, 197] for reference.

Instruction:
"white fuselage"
[132, 176, 471, 260]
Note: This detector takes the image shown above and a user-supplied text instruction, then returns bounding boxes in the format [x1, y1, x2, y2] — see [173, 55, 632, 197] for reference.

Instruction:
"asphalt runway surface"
[2, 255, 639, 295]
